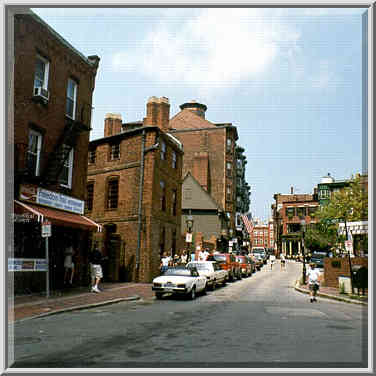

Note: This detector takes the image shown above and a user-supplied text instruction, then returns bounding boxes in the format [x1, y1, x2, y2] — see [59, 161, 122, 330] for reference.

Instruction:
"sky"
[31, 6, 368, 222]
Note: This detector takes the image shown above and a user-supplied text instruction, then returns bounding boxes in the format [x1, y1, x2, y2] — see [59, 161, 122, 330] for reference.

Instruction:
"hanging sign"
[186, 233, 192, 243]
[42, 220, 51, 238]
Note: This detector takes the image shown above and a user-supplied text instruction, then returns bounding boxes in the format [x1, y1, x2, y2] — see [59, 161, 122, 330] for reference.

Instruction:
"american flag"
[241, 214, 253, 235]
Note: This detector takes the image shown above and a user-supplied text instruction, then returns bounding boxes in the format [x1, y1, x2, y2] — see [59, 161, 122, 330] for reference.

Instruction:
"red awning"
[14, 200, 102, 232]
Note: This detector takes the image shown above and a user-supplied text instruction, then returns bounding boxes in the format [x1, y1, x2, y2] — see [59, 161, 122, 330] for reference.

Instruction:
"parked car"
[310, 252, 327, 269]
[245, 255, 256, 274]
[186, 261, 227, 289]
[252, 247, 268, 264]
[236, 255, 253, 277]
[207, 253, 241, 281]
[152, 266, 207, 300]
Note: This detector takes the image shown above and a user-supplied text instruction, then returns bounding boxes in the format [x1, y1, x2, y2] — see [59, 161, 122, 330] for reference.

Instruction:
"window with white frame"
[34, 55, 49, 90]
[59, 145, 74, 188]
[227, 138, 232, 152]
[66, 78, 77, 119]
[27, 129, 43, 176]
[226, 162, 232, 176]
[110, 143, 120, 160]
[160, 141, 166, 160]
[172, 150, 177, 168]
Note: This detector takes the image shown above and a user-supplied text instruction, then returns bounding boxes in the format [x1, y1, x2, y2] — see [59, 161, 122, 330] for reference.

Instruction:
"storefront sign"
[20, 184, 84, 214]
[8, 258, 48, 272]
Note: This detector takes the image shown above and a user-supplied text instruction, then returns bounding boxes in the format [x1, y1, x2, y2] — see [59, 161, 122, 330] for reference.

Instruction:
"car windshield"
[187, 263, 211, 270]
[236, 257, 245, 262]
[210, 255, 226, 263]
[162, 268, 193, 276]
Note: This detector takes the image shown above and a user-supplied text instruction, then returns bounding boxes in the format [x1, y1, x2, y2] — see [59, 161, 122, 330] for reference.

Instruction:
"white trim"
[81, 215, 102, 232]
[34, 54, 49, 90]
[14, 200, 44, 222]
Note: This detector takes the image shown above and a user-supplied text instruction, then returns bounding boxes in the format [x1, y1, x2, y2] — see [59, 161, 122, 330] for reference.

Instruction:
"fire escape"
[15, 102, 93, 189]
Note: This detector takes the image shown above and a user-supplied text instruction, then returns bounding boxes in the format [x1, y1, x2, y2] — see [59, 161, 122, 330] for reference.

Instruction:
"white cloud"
[111, 9, 301, 90]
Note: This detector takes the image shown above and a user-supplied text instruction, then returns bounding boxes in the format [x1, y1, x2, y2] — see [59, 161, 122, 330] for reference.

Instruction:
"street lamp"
[186, 210, 194, 262]
[343, 217, 354, 294]
[300, 219, 307, 284]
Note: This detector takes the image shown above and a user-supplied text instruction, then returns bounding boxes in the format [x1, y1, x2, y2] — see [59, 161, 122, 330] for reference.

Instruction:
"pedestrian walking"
[306, 262, 321, 302]
[280, 253, 286, 270]
[269, 254, 276, 270]
[180, 251, 187, 265]
[160, 252, 170, 274]
[89, 247, 105, 293]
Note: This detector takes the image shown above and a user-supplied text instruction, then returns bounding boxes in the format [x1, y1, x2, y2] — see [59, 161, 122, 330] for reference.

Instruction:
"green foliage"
[303, 222, 336, 252]
[317, 175, 368, 223]
[331, 260, 341, 268]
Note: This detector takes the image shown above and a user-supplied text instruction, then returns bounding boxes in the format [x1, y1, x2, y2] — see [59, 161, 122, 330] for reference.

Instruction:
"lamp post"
[300, 219, 307, 284]
[186, 210, 194, 262]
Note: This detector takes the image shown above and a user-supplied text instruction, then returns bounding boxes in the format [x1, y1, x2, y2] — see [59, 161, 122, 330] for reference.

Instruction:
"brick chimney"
[144, 96, 170, 131]
[180, 100, 207, 119]
[193, 152, 209, 191]
[104, 113, 122, 137]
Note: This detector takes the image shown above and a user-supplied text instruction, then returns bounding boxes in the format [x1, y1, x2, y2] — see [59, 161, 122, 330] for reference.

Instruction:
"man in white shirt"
[306, 262, 321, 302]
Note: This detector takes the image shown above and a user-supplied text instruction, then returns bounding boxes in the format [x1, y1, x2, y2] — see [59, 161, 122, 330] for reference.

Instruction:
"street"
[11, 261, 367, 368]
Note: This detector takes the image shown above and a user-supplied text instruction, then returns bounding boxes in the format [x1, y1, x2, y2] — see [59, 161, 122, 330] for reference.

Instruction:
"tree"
[317, 174, 368, 223]
[303, 222, 337, 253]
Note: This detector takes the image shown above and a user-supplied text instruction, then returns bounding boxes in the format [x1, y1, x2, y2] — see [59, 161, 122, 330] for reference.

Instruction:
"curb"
[14, 295, 141, 323]
[294, 281, 367, 306]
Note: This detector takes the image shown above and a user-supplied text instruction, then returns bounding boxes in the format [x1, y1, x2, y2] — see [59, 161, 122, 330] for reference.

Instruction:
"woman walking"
[306, 262, 321, 302]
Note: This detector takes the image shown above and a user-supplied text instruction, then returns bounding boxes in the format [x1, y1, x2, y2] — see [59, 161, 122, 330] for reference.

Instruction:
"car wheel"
[189, 287, 196, 300]
[202, 284, 207, 295]
[208, 281, 215, 291]
[222, 278, 227, 286]
[155, 292, 163, 300]
[212, 280, 217, 290]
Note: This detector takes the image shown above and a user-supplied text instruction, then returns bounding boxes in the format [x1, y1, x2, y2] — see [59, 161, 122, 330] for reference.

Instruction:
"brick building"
[272, 188, 319, 258]
[86, 97, 183, 283]
[169, 100, 240, 247]
[12, 11, 100, 293]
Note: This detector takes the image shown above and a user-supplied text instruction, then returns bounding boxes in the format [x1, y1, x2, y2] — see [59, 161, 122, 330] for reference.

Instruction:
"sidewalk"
[295, 281, 368, 305]
[9, 282, 154, 323]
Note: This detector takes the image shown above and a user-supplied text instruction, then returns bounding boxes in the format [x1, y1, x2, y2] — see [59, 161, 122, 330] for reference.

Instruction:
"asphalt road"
[11, 261, 368, 369]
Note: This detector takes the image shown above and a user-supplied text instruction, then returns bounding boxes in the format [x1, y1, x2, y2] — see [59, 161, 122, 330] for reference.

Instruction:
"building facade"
[12, 12, 100, 293]
[86, 97, 183, 283]
[169, 100, 241, 246]
[272, 189, 319, 258]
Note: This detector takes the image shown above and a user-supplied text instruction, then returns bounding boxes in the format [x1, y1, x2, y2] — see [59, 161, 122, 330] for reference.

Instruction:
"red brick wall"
[323, 257, 368, 287]
[171, 126, 237, 229]
[14, 14, 98, 201]
[87, 127, 183, 282]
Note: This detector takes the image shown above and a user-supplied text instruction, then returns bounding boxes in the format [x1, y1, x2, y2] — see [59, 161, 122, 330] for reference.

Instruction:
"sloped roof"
[182, 172, 223, 211]
[169, 109, 217, 130]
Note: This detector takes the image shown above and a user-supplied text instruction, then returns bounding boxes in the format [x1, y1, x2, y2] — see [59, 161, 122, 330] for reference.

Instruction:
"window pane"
[34, 59, 45, 88]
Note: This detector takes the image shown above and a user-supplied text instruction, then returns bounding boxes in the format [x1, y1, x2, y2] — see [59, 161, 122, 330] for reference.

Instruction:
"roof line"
[28, 10, 96, 67]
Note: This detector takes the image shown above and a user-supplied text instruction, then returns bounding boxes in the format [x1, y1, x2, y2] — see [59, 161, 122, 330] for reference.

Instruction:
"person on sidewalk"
[64, 242, 75, 286]
[306, 262, 321, 302]
[280, 253, 286, 270]
[89, 247, 104, 293]
[269, 254, 276, 270]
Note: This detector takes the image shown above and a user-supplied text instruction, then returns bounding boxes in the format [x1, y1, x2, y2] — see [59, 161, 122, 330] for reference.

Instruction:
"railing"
[66, 101, 93, 130]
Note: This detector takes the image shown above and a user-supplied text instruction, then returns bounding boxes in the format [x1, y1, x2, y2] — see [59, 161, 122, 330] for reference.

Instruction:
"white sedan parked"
[186, 261, 227, 290]
[152, 266, 207, 300]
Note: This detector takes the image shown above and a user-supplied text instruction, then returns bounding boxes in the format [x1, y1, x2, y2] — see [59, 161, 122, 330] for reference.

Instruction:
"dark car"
[236, 255, 253, 277]
[207, 253, 241, 281]
[310, 252, 327, 269]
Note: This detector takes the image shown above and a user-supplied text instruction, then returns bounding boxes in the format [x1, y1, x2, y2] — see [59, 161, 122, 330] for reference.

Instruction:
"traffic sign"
[41, 220, 51, 237]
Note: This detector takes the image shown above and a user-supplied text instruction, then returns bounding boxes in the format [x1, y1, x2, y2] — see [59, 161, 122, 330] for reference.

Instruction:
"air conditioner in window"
[33, 87, 50, 101]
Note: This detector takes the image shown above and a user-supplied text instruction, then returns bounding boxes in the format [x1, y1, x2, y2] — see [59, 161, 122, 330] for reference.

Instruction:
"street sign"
[41, 220, 51, 238]
[185, 233, 192, 243]
[345, 240, 353, 253]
